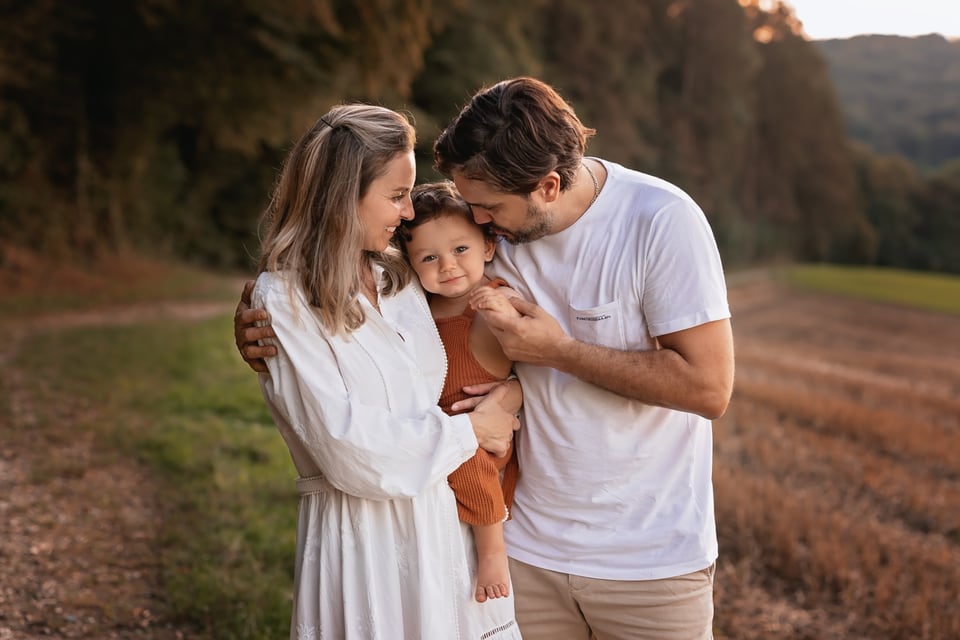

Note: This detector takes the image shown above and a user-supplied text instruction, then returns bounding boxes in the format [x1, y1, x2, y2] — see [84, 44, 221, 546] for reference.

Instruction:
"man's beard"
[498, 201, 552, 245]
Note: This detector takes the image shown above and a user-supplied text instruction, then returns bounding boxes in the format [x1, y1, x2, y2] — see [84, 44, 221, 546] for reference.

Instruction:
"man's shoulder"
[601, 160, 692, 204]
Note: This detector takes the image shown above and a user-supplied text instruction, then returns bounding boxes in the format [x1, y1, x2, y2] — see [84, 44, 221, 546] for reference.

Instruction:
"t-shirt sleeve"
[641, 200, 730, 337]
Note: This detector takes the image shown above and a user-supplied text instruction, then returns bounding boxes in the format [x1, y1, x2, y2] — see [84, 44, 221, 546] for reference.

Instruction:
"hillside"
[816, 34, 960, 172]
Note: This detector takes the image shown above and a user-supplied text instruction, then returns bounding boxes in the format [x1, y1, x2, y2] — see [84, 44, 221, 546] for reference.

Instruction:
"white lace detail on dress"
[481, 620, 518, 639]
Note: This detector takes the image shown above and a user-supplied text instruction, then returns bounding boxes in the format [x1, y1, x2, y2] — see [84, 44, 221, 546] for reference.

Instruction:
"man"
[236, 77, 734, 639]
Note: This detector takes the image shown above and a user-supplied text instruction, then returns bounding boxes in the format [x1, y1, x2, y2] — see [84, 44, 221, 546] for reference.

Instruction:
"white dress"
[253, 269, 522, 640]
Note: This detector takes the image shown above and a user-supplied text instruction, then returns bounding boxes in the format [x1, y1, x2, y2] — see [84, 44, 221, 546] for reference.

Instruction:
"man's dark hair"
[433, 77, 596, 195]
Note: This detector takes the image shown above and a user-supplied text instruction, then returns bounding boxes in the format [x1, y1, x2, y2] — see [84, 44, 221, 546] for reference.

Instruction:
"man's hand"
[234, 280, 277, 373]
[473, 296, 571, 367]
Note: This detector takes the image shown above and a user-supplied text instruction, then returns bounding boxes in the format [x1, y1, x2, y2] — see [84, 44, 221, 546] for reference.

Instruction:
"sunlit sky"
[783, 0, 960, 40]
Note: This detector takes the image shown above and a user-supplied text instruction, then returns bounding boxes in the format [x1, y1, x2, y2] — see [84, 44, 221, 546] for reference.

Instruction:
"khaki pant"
[509, 558, 715, 640]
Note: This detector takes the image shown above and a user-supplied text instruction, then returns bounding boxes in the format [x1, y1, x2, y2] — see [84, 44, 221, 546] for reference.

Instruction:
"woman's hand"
[467, 384, 520, 457]
[234, 280, 277, 372]
[450, 379, 522, 415]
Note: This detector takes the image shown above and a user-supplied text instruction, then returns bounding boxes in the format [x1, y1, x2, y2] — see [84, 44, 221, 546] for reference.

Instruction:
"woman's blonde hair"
[258, 104, 416, 335]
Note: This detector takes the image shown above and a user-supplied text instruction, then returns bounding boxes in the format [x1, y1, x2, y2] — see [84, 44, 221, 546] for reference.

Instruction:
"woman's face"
[358, 150, 416, 252]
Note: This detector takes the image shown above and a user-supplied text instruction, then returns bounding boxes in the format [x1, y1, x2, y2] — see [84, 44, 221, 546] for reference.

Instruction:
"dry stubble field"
[713, 277, 960, 639]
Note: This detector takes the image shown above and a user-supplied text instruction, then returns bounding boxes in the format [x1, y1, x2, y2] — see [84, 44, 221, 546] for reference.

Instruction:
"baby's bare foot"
[475, 551, 511, 603]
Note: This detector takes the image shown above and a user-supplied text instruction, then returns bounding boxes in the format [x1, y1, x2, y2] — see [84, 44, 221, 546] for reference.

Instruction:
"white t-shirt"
[488, 159, 730, 580]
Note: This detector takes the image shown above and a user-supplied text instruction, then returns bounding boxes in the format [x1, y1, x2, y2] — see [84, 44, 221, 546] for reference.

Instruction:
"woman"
[250, 104, 523, 639]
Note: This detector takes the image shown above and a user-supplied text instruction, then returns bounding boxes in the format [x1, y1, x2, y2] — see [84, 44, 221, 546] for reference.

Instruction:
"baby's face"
[404, 213, 495, 300]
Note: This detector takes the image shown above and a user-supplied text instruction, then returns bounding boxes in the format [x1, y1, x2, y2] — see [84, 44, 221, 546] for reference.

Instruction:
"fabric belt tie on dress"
[296, 474, 331, 495]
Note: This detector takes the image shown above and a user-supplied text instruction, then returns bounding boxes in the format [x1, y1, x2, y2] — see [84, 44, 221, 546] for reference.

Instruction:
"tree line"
[1, 0, 957, 274]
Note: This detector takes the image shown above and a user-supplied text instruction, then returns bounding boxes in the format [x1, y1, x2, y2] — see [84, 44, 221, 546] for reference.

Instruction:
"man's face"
[452, 173, 553, 245]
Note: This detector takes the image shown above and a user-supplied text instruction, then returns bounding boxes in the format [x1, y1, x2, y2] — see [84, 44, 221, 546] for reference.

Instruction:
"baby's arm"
[449, 286, 524, 415]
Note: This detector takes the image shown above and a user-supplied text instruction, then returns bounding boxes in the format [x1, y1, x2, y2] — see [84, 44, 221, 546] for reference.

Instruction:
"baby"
[396, 181, 522, 603]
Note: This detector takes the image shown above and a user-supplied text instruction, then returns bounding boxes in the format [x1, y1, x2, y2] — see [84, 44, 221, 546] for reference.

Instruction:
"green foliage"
[2, 0, 953, 275]
[15, 313, 298, 638]
[408, 0, 546, 181]
[852, 146, 925, 267]
[781, 264, 960, 314]
[0, 0, 458, 267]
[538, 0, 664, 172]
[748, 16, 875, 263]
[851, 145, 960, 275]
[911, 160, 960, 273]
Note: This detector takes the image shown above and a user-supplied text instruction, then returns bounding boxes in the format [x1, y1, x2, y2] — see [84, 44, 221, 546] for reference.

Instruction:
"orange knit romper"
[436, 279, 520, 526]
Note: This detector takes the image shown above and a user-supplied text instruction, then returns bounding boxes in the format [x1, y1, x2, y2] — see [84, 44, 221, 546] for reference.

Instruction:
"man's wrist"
[545, 335, 581, 371]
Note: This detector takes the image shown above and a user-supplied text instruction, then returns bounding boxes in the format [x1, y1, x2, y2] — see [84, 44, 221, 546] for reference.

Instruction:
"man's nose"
[471, 207, 491, 224]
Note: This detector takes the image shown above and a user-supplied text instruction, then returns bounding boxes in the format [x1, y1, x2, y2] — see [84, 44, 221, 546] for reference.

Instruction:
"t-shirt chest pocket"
[567, 299, 626, 349]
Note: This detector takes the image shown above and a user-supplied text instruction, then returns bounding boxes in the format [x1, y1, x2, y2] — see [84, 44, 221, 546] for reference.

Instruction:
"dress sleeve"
[253, 274, 479, 501]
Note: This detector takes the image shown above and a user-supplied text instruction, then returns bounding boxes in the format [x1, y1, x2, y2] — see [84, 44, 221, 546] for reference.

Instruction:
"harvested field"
[714, 278, 960, 639]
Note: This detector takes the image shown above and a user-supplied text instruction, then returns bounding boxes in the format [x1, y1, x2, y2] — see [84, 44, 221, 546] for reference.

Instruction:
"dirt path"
[0, 301, 235, 639]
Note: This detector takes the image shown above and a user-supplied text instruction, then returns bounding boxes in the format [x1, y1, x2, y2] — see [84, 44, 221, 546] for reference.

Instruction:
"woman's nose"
[399, 195, 414, 220]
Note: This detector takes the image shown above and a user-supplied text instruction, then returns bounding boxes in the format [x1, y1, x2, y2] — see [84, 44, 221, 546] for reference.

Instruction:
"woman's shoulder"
[255, 269, 291, 286]
[253, 271, 305, 310]
[254, 270, 286, 296]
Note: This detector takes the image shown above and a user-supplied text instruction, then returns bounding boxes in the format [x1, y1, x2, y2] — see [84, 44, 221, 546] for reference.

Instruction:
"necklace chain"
[583, 161, 600, 207]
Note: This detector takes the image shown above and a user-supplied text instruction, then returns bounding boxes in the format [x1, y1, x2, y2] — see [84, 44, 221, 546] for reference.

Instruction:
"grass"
[777, 264, 960, 314]
[5, 256, 298, 639]
[19, 315, 297, 638]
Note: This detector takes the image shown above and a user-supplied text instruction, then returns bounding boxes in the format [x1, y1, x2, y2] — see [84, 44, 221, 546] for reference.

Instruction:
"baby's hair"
[395, 181, 495, 255]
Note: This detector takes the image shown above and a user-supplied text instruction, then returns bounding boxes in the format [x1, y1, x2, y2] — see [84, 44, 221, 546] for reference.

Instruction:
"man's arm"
[235, 280, 277, 372]
[477, 297, 734, 420]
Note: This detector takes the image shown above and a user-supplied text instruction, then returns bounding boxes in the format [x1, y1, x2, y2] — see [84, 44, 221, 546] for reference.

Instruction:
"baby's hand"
[470, 287, 522, 318]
